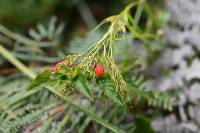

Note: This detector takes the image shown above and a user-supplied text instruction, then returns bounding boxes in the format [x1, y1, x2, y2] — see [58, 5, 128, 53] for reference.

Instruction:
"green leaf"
[120, 58, 138, 76]
[28, 70, 51, 90]
[97, 78, 129, 105]
[102, 84, 122, 105]
[73, 73, 94, 101]
[133, 115, 155, 133]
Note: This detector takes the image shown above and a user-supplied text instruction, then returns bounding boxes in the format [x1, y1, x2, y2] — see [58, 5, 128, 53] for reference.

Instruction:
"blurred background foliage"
[0, 0, 130, 32]
[0, 0, 167, 32]
[0, 0, 175, 133]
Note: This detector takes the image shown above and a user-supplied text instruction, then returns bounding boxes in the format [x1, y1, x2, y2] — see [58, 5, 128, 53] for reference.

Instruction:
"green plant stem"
[0, 45, 36, 79]
[134, 4, 143, 28]
[0, 44, 124, 133]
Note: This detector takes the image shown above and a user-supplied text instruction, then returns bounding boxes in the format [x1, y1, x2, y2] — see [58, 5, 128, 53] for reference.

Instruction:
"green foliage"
[133, 115, 155, 133]
[0, 1, 173, 133]
[0, 16, 64, 66]
[29, 1, 172, 110]
[98, 78, 123, 105]
[73, 72, 94, 101]
[0, 0, 58, 31]
[0, 77, 53, 133]
[28, 70, 51, 90]
[0, 76, 128, 133]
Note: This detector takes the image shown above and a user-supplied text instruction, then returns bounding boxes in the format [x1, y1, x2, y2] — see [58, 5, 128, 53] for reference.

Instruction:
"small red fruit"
[95, 64, 105, 77]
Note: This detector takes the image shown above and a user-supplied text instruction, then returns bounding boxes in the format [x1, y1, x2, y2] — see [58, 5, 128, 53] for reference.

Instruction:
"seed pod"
[51, 61, 65, 73]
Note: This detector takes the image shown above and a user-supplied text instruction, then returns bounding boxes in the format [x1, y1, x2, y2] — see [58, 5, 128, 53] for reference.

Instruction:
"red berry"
[95, 64, 104, 77]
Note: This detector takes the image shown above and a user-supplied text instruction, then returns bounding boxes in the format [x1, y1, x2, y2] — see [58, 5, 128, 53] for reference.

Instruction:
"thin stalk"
[134, 5, 143, 28]
[0, 45, 36, 79]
